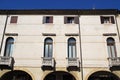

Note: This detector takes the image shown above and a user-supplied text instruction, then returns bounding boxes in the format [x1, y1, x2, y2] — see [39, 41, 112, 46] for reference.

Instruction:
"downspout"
[115, 14, 120, 42]
[0, 15, 9, 55]
[78, 15, 83, 80]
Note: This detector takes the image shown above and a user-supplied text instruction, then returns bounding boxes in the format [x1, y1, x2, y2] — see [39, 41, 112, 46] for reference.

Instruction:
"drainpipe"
[0, 15, 9, 55]
[115, 14, 120, 42]
[78, 15, 83, 80]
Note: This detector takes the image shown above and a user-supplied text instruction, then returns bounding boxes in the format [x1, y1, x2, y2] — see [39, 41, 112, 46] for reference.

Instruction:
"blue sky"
[0, 0, 120, 9]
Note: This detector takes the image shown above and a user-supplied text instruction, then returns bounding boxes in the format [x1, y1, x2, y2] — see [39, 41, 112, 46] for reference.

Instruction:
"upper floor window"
[10, 16, 18, 23]
[43, 16, 53, 24]
[68, 38, 76, 58]
[107, 37, 117, 58]
[64, 17, 79, 24]
[4, 37, 14, 57]
[100, 16, 115, 24]
[44, 38, 53, 57]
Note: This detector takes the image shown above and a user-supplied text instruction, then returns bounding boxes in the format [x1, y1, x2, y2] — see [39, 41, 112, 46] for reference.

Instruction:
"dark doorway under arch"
[88, 71, 119, 80]
[44, 71, 76, 80]
[0, 70, 32, 80]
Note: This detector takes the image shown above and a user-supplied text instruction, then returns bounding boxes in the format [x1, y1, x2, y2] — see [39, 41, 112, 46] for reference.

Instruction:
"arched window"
[44, 38, 53, 58]
[107, 37, 117, 58]
[68, 38, 76, 58]
[4, 37, 14, 57]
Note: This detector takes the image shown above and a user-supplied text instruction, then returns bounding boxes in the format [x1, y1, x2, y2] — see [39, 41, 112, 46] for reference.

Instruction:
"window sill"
[102, 23, 114, 25]
[9, 23, 17, 24]
[43, 23, 53, 24]
[65, 23, 78, 24]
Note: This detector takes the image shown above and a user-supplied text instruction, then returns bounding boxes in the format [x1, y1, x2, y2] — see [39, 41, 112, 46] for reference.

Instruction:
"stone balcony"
[0, 56, 15, 70]
[41, 57, 55, 70]
[108, 57, 120, 71]
[66, 58, 80, 71]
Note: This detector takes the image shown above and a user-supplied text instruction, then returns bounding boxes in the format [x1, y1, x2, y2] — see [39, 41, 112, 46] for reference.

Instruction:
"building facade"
[0, 9, 120, 80]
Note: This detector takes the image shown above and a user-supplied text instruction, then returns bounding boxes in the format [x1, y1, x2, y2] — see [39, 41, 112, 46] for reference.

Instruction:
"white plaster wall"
[116, 15, 120, 57]
[0, 15, 7, 48]
[80, 15, 120, 67]
[1, 14, 120, 80]
[1, 15, 79, 67]
[0, 14, 120, 69]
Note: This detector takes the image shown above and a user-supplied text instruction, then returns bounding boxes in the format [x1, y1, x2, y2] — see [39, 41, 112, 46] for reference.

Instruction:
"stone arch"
[44, 71, 76, 80]
[14, 68, 35, 80]
[0, 70, 33, 80]
[87, 71, 119, 80]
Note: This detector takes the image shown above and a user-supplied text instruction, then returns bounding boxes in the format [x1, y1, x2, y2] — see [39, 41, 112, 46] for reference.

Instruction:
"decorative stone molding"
[5, 33, 18, 36]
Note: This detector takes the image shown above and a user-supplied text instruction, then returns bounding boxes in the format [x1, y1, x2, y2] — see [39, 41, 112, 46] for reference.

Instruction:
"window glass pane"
[68, 38, 76, 58]
[107, 46, 111, 57]
[107, 38, 116, 58]
[111, 45, 116, 57]
[45, 45, 49, 57]
[5, 44, 10, 56]
[107, 38, 114, 43]
[67, 17, 74, 23]
[46, 17, 50, 23]
[43, 16, 53, 23]
[69, 46, 72, 58]
[4, 38, 14, 57]
[101, 16, 115, 24]
[49, 45, 52, 57]
[44, 38, 53, 58]
[9, 43, 13, 56]
[104, 17, 110, 23]
[73, 46, 76, 58]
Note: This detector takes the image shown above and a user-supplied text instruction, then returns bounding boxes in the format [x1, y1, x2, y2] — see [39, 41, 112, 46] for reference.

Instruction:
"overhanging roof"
[0, 9, 119, 15]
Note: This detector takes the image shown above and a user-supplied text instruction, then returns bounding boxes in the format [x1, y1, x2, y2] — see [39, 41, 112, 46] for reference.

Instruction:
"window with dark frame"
[67, 17, 74, 23]
[10, 16, 18, 23]
[64, 17, 79, 24]
[100, 16, 115, 24]
[107, 37, 117, 58]
[44, 38, 53, 58]
[43, 16, 53, 23]
[4, 37, 14, 57]
[68, 38, 76, 58]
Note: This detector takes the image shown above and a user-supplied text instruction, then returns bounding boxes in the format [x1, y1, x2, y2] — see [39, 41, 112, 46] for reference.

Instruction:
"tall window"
[4, 37, 14, 57]
[68, 38, 76, 58]
[107, 37, 117, 58]
[44, 38, 53, 57]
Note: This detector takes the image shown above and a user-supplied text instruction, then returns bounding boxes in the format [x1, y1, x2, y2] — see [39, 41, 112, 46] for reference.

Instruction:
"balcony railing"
[41, 57, 54, 67]
[108, 57, 120, 67]
[0, 56, 15, 70]
[66, 58, 79, 67]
